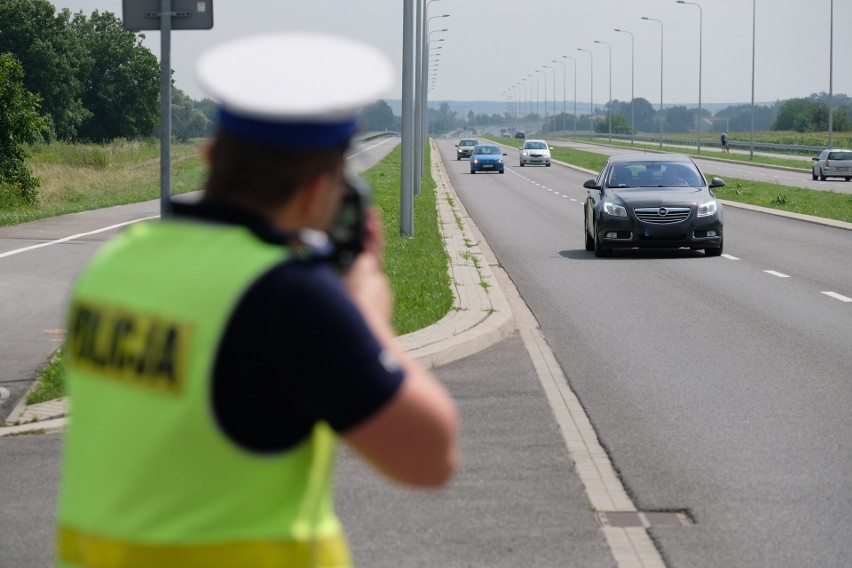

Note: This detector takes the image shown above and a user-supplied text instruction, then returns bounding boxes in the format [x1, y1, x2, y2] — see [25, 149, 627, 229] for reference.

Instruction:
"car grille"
[634, 207, 690, 224]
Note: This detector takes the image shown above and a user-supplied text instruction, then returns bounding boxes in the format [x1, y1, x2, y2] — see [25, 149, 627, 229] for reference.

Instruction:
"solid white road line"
[0, 216, 158, 260]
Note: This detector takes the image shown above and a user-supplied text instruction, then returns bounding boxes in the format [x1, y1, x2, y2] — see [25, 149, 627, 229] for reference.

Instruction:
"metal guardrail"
[545, 131, 826, 156]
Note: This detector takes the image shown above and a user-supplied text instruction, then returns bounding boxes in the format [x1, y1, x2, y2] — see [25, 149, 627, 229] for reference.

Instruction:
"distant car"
[583, 154, 724, 257]
[455, 138, 480, 160]
[812, 149, 852, 181]
[514, 131, 526, 139]
[470, 144, 506, 174]
[519, 139, 552, 167]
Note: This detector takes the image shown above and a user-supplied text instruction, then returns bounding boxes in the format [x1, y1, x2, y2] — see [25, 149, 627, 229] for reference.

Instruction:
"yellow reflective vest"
[56, 218, 350, 568]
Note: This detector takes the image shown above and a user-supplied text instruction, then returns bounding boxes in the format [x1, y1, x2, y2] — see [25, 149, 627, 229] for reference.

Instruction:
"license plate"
[482, 164, 494, 169]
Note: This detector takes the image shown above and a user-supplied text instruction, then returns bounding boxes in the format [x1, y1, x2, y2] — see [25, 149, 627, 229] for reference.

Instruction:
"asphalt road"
[436, 137, 852, 567]
[2, 136, 850, 567]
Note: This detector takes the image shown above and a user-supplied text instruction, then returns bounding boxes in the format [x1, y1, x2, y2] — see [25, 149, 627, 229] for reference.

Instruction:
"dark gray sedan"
[583, 154, 724, 257]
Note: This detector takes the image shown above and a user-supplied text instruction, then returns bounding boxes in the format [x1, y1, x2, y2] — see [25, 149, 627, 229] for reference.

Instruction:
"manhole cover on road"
[595, 511, 693, 528]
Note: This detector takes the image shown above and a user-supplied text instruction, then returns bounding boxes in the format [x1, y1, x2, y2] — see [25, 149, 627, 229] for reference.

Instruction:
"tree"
[428, 102, 458, 134]
[770, 98, 829, 132]
[70, 10, 160, 142]
[715, 103, 776, 132]
[664, 106, 694, 133]
[0, 0, 90, 140]
[631, 98, 659, 133]
[360, 100, 397, 131]
[170, 88, 209, 142]
[0, 54, 47, 206]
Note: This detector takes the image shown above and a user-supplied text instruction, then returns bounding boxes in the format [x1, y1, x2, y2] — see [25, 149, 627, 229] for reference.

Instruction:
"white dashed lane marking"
[822, 291, 852, 303]
[764, 270, 791, 278]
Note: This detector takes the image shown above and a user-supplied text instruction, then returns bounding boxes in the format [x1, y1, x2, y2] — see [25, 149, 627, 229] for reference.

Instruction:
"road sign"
[122, 0, 213, 31]
[122, 1, 213, 216]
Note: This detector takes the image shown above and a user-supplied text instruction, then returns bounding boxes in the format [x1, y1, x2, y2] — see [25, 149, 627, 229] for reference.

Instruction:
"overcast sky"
[50, 0, 850, 113]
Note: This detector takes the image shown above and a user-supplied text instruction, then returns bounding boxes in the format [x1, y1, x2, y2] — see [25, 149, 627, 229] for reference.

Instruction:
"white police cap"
[196, 32, 394, 147]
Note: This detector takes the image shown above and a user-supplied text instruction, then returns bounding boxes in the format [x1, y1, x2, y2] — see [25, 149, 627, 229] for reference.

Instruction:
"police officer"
[55, 32, 458, 568]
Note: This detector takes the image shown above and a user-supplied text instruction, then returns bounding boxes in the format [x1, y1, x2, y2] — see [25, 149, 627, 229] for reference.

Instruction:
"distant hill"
[386, 100, 509, 117]
[384, 99, 773, 118]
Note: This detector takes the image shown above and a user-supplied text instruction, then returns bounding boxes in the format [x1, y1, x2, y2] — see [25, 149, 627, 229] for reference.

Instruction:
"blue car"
[470, 144, 506, 174]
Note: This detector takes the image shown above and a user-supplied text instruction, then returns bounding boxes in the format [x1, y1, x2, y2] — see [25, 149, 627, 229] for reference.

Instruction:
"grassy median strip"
[359, 143, 453, 335]
[488, 135, 852, 224]
[15, 139, 452, 408]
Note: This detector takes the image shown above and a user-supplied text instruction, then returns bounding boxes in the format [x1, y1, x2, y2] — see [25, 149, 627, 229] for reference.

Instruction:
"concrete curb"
[399, 139, 515, 367]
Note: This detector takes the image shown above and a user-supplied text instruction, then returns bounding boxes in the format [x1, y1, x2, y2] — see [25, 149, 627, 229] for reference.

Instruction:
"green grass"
[16, 139, 452, 406]
[27, 350, 66, 405]
[486, 135, 852, 225]
[361, 144, 453, 335]
[2, 139, 208, 227]
[711, 176, 852, 223]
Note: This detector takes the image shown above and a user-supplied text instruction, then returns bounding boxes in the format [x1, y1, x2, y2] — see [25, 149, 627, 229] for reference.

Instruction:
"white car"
[812, 149, 852, 181]
[519, 139, 552, 167]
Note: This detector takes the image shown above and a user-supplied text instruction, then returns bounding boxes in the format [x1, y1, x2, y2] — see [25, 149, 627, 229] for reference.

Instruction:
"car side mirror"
[583, 179, 600, 190]
[503, 153, 508, 156]
[812, 157, 818, 161]
[709, 177, 725, 188]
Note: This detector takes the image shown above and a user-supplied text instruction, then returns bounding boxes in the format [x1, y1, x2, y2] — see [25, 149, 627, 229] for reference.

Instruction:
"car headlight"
[472, 159, 479, 164]
[697, 199, 718, 217]
[522, 151, 529, 157]
[603, 201, 627, 217]
[497, 159, 503, 164]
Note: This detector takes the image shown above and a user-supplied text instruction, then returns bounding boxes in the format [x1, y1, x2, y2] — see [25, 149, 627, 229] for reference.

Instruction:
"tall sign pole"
[122, 0, 213, 217]
[400, 0, 414, 236]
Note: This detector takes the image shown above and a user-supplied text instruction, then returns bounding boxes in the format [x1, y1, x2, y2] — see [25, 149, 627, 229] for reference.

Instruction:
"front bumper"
[597, 211, 723, 249]
[471, 160, 504, 172]
[521, 153, 550, 165]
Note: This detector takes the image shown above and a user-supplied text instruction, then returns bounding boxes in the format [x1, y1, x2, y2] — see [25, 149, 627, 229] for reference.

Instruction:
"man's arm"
[341, 210, 459, 487]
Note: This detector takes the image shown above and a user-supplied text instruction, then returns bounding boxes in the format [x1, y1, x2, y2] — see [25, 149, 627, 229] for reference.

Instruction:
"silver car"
[455, 138, 480, 160]
[812, 149, 852, 181]
[519, 139, 552, 167]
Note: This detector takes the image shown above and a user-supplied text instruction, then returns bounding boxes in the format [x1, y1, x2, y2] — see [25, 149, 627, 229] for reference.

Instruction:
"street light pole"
[594, 40, 612, 142]
[642, 16, 664, 149]
[828, 0, 834, 149]
[553, 59, 566, 134]
[536, 68, 546, 134]
[577, 48, 593, 137]
[677, 0, 703, 152]
[614, 29, 634, 146]
[544, 64, 555, 135]
[563, 55, 577, 134]
[750, 0, 756, 159]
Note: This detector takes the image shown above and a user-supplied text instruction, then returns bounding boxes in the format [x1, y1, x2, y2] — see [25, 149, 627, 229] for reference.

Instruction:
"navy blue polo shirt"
[172, 201, 405, 453]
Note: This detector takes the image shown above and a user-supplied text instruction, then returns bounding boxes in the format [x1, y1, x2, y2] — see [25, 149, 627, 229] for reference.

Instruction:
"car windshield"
[474, 146, 500, 155]
[524, 142, 547, 149]
[607, 162, 704, 188]
[460, 140, 478, 147]
[827, 151, 852, 161]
